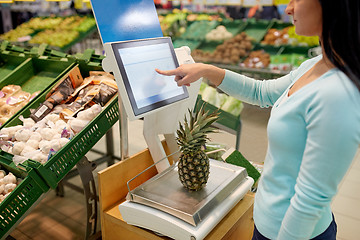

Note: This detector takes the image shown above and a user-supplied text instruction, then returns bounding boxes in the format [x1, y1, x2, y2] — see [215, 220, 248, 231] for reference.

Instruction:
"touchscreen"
[116, 40, 188, 115]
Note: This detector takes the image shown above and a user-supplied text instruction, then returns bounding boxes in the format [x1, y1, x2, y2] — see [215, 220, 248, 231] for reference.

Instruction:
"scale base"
[119, 176, 254, 240]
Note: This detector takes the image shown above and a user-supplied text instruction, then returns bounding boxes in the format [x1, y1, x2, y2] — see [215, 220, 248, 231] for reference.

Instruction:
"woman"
[156, 0, 360, 239]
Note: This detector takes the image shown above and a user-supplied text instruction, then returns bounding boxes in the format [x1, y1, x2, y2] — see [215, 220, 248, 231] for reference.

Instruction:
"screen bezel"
[111, 37, 188, 117]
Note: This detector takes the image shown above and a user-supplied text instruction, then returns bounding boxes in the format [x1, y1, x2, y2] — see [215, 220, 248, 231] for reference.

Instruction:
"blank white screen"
[118, 43, 185, 109]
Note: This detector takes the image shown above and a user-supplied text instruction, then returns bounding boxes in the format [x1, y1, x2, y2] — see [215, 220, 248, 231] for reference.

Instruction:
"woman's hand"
[155, 63, 225, 87]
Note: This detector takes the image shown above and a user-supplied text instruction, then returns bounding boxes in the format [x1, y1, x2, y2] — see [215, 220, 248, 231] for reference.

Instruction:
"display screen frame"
[111, 37, 189, 117]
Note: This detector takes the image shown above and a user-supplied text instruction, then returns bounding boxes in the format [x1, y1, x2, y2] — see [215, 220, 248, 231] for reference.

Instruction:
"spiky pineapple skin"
[178, 150, 209, 191]
[176, 105, 219, 191]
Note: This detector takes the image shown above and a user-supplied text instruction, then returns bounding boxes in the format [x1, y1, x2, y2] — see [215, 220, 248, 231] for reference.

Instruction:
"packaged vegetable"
[30, 66, 84, 122]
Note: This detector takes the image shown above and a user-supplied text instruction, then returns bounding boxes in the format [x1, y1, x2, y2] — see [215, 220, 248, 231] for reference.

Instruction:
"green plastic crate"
[0, 156, 50, 239]
[173, 39, 202, 51]
[221, 19, 247, 36]
[196, 41, 219, 53]
[0, 60, 119, 188]
[195, 95, 241, 132]
[12, 96, 119, 189]
[0, 57, 75, 94]
[0, 54, 30, 83]
[242, 19, 274, 43]
[74, 49, 105, 68]
[0, 57, 75, 127]
[252, 43, 283, 55]
[180, 21, 219, 41]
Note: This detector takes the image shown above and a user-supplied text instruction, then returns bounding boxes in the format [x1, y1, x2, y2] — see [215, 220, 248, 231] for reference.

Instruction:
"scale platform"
[119, 159, 254, 240]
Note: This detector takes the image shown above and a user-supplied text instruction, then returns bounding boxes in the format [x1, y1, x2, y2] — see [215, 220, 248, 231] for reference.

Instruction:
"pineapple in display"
[177, 105, 219, 191]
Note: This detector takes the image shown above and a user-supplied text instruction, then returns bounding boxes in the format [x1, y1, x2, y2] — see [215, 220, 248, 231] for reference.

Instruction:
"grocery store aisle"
[9, 104, 360, 240]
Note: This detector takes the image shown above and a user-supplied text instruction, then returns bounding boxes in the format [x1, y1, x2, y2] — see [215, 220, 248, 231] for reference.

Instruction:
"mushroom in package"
[30, 66, 84, 122]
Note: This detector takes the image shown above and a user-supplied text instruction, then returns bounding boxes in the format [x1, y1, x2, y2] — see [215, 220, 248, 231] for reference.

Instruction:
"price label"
[0, 0, 14, 2]
[274, 0, 290, 4]
[14, 0, 36, 1]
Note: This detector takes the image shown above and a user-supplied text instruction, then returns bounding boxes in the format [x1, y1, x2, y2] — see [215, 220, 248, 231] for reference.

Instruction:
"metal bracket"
[76, 156, 98, 239]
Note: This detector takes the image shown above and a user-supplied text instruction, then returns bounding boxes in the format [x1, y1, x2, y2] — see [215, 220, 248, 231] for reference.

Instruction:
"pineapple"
[177, 105, 219, 191]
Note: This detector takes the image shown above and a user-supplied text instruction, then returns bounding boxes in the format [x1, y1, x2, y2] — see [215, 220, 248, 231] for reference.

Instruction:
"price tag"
[0, 0, 14, 3]
[274, 0, 290, 4]
[17, 35, 31, 42]
[217, 0, 227, 4]
[14, 0, 36, 1]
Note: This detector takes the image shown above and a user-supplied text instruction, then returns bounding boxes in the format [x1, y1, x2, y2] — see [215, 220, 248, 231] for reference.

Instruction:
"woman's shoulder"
[317, 68, 360, 108]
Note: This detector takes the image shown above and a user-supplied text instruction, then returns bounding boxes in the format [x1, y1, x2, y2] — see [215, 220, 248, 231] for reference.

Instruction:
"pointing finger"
[155, 68, 178, 76]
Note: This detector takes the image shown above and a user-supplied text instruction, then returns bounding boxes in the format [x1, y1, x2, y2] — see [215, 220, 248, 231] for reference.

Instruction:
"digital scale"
[90, 1, 254, 239]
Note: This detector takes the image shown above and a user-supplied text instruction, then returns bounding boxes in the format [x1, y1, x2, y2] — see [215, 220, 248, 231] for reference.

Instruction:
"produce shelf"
[0, 57, 75, 127]
[0, 58, 119, 189]
[221, 19, 248, 36]
[0, 53, 30, 83]
[241, 19, 273, 43]
[0, 155, 50, 239]
[180, 20, 219, 41]
[173, 39, 202, 51]
[195, 95, 242, 150]
[11, 96, 118, 189]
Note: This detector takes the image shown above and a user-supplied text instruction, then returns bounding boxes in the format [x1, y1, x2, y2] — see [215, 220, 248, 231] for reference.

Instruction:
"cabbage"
[199, 81, 208, 95]
[221, 96, 244, 116]
[201, 86, 222, 107]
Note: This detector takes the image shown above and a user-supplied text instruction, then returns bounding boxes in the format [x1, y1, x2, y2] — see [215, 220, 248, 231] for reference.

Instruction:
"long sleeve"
[217, 55, 322, 108]
[218, 70, 292, 107]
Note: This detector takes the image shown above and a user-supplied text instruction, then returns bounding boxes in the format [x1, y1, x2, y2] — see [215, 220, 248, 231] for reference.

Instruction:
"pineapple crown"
[176, 104, 219, 153]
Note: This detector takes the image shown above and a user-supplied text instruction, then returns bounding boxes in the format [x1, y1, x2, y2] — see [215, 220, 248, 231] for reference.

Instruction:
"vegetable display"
[0, 70, 117, 166]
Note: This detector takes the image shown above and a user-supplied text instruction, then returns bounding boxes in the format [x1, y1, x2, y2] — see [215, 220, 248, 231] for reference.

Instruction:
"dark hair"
[319, 0, 360, 91]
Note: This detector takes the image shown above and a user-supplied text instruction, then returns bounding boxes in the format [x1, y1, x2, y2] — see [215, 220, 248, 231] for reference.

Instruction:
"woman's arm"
[156, 63, 225, 86]
[156, 57, 320, 107]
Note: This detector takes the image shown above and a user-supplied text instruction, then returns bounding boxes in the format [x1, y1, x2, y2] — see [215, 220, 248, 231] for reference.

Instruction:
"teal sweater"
[218, 55, 360, 240]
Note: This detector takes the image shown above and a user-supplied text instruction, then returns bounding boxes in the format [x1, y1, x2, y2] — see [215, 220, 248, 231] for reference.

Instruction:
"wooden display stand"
[98, 142, 255, 240]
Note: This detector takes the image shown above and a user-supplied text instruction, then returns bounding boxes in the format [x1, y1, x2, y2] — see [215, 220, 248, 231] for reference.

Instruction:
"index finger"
[155, 68, 178, 76]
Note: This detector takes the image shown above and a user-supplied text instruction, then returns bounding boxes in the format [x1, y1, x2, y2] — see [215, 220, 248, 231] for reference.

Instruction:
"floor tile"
[6, 229, 32, 240]
[15, 204, 67, 239]
[337, 179, 360, 200]
[344, 169, 360, 184]
[333, 212, 360, 240]
[35, 218, 85, 240]
[332, 195, 360, 221]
